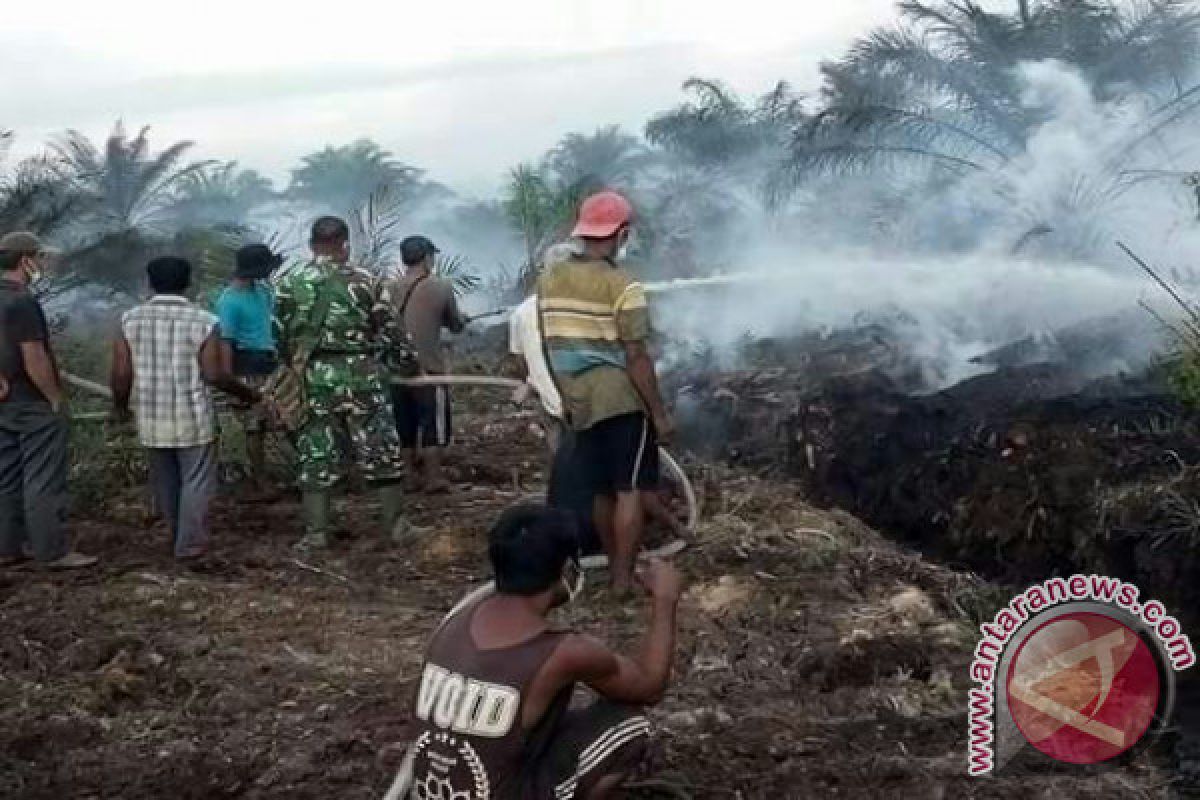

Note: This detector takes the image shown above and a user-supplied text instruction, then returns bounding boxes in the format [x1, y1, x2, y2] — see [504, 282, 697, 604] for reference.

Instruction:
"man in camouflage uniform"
[275, 216, 413, 549]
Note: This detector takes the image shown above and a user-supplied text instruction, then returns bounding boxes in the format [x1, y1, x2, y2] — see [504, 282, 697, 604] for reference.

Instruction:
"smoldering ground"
[642, 60, 1198, 388]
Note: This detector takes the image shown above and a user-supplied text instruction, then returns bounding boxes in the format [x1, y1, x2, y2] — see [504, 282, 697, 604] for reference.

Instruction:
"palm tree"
[773, 0, 1200, 254]
[502, 163, 574, 267]
[646, 78, 805, 172]
[349, 184, 410, 274]
[172, 161, 275, 228]
[786, 0, 1200, 186]
[501, 127, 652, 270]
[287, 139, 422, 213]
[0, 155, 80, 243]
[50, 122, 211, 234]
[545, 125, 652, 194]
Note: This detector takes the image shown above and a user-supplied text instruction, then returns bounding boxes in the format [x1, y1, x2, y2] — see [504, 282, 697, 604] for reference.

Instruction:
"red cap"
[571, 191, 633, 239]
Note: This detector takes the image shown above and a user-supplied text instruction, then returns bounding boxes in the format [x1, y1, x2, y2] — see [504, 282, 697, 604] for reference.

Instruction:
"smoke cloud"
[646, 60, 1194, 388]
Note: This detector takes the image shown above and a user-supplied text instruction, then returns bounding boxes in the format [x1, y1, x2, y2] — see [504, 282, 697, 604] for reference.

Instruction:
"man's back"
[392, 271, 463, 374]
[276, 258, 397, 401]
[537, 257, 650, 431]
[0, 279, 50, 404]
[121, 296, 217, 448]
[215, 282, 274, 353]
[410, 591, 570, 799]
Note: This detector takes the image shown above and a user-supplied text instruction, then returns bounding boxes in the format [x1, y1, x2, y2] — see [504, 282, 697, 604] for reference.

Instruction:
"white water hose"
[62, 369, 699, 530]
[392, 375, 699, 533]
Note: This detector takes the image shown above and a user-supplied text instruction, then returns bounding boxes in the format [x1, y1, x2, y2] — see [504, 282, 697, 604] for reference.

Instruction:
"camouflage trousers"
[293, 391, 405, 491]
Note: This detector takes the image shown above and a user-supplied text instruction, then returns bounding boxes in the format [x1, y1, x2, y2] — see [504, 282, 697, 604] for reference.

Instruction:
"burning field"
[0, 388, 1185, 798]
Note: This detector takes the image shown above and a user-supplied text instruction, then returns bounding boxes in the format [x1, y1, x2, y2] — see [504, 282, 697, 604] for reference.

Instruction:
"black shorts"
[575, 412, 659, 493]
[547, 431, 602, 556]
[390, 385, 452, 448]
[527, 697, 650, 799]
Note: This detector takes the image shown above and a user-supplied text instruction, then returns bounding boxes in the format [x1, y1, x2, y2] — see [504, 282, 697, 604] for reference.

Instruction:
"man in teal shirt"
[215, 244, 281, 489]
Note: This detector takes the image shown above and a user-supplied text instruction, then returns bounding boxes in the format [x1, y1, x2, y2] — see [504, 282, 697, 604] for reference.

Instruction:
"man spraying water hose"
[537, 191, 676, 592]
[388, 235, 468, 493]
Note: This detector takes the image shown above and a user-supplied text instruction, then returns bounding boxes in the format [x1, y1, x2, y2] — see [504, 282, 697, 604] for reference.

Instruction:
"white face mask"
[23, 255, 44, 287]
[615, 229, 637, 262]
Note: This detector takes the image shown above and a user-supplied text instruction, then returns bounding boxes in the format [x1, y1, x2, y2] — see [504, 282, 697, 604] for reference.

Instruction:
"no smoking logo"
[1006, 612, 1161, 764]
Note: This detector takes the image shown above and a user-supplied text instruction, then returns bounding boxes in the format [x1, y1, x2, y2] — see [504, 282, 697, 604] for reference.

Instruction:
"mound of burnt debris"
[673, 327, 1200, 619]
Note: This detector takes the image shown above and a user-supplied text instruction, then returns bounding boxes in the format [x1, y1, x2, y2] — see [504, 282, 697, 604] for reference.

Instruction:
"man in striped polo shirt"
[537, 191, 674, 591]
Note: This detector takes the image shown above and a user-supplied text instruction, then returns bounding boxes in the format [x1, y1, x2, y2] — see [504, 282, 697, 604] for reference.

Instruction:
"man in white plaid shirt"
[111, 257, 260, 560]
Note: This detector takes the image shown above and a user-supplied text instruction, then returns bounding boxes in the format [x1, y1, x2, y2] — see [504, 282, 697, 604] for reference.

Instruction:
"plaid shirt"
[121, 295, 219, 448]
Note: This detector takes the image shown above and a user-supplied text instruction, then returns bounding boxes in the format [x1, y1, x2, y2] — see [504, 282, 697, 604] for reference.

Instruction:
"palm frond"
[432, 253, 482, 298]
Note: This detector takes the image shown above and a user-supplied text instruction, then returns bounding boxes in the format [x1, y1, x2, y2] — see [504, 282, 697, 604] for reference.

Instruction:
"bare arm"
[551, 561, 683, 707]
[443, 287, 467, 334]
[20, 341, 65, 411]
[110, 336, 134, 414]
[624, 340, 673, 441]
[199, 333, 259, 404]
[219, 339, 235, 377]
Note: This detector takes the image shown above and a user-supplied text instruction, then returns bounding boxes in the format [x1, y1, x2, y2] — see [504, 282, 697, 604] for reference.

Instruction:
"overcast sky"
[3, 0, 900, 195]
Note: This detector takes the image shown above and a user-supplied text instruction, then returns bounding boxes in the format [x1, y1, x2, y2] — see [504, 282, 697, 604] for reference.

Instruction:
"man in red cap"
[537, 191, 674, 591]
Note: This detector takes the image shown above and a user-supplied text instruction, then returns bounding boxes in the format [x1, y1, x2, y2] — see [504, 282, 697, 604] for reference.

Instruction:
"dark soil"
[0, 402, 1176, 798]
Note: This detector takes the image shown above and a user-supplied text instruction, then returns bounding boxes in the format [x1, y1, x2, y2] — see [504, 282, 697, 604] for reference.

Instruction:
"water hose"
[63, 369, 700, 530]
[393, 375, 699, 533]
[64, 372, 112, 399]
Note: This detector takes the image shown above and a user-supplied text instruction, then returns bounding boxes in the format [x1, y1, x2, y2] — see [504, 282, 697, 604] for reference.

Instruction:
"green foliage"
[172, 161, 275, 228]
[545, 125, 652, 193]
[51, 122, 212, 234]
[349, 184, 410, 273]
[787, 0, 1200, 191]
[287, 138, 422, 213]
[432, 253, 481, 299]
[502, 163, 571, 265]
[646, 78, 805, 171]
[502, 126, 650, 266]
[1168, 350, 1200, 409]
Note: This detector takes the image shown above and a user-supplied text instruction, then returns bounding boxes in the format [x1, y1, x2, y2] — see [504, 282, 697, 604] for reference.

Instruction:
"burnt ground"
[0, 403, 1181, 799]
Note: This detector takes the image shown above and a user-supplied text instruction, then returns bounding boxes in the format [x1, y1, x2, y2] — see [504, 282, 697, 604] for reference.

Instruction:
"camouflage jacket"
[274, 256, 414, 402]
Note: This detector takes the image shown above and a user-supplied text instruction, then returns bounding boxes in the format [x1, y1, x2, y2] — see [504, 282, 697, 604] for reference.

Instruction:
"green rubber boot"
[379, 484, 404, 530]
[297, 491, 331, 550]
[379, 484, 426, 545]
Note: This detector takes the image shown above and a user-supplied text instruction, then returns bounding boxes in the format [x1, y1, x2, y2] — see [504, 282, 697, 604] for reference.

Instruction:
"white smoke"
[648, 61, 1197, 388]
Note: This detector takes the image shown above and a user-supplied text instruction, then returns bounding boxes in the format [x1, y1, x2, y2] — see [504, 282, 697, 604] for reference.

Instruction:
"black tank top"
[409, 589, 569, 799]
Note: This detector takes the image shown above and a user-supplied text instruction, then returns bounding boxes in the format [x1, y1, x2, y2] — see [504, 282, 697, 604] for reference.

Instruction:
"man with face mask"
[537, 191, 675, 592]
[392, 504, 683, 800]
[0, 232, 96, 569]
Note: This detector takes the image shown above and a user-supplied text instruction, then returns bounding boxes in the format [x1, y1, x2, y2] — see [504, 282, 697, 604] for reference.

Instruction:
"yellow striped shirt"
[537, 258, 650, 431]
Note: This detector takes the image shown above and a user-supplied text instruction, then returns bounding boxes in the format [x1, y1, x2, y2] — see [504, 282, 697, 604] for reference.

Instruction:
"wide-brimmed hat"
[235, 243, 283, 278]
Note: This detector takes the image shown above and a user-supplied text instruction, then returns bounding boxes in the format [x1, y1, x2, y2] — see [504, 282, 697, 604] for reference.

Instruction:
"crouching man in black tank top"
[387, 504, 683, 800]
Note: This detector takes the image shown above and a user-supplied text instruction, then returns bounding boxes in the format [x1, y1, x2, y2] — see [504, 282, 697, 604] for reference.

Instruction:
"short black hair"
[400, 235, 439, 267]
[488, 504, 580, 596]
[147, 256, 192, 295]
[311, 216, 349, 246]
